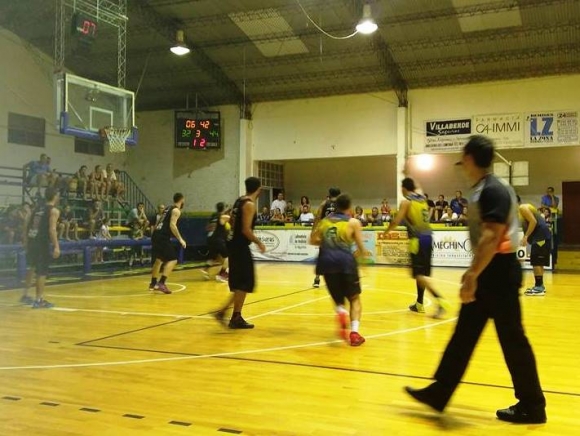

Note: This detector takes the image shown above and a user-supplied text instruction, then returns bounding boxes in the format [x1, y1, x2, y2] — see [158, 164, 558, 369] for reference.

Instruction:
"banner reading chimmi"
[425, 118, 471, 152]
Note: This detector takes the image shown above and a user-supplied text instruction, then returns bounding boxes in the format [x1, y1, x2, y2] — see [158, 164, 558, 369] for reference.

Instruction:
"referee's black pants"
[434, 254, 546, 409]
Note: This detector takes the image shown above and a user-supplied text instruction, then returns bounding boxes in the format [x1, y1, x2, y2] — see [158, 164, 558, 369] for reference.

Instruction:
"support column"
[239, 119, 253, 195]
[396, 106, 409, 207]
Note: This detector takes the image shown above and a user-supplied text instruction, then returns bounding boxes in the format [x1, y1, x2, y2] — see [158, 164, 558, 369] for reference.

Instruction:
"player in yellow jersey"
[386, 178, 449, 318]
[310, 194, 367, 346]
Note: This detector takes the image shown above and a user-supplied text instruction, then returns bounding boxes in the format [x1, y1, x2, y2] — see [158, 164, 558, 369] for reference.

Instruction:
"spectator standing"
[450, 190, 468, 215]
[271, 192, 287, 214]
[540, 186, 559, 211]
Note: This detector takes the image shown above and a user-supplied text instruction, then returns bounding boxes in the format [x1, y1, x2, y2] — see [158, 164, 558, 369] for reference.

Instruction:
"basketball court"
[0, 263, 578, 435]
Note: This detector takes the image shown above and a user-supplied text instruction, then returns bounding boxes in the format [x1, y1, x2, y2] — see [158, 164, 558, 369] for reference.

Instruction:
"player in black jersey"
[202, 202, 230, 283]
[21, 187, 60, 308]
[213, 177, 266, 329]
[312, 187, 341, 288]
[148, 193, 186, 294]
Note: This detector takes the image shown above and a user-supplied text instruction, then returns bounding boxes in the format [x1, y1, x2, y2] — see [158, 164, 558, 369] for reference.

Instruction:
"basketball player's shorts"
[410, 234, 433, 278]
[27, 240, 50, 276]
[228, 243, 255, 293]
[530, 239, 551, 267]
[323, 273, 361, 306]
[151, 234, 177, 262]
[208, 238, 228, 260]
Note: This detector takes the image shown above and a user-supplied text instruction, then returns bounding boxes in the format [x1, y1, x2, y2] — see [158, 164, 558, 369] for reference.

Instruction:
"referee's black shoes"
[496, 403, 547, 424]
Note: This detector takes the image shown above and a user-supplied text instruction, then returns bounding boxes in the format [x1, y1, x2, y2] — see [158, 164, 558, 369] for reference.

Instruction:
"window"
[8, 112, 45, 147]
[74, 137, 104, 156]
[258, 161, 284, 188]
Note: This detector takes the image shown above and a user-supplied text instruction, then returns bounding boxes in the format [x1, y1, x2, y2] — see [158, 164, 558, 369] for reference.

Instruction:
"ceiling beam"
[400, 42, 580, 71]
[410, 61, 580, 88]
[130, 0, 251, 116]
[340, 0, 408, 107]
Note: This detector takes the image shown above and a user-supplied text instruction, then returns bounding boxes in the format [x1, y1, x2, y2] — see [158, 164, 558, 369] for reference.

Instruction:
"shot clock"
[175, 111, 221, 150]
[71, 13, 98, 40]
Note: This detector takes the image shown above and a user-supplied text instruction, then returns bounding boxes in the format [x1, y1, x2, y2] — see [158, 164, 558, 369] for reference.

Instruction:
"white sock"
[351, 320, 360, 333]
[335, 305, 348, 314]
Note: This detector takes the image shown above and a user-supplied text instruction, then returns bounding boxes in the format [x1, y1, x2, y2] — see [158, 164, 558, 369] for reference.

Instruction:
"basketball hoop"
[102, 127, 132, 153]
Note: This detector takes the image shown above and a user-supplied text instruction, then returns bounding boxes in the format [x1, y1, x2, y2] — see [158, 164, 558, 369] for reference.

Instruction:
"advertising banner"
[472, 113, 523, 148]
[250, 229, 319, 261]
[525, 111, 579, 147]
[431, 230, 473, 267]
[425, 118, 472, 152]
[249, 229, 548, 270]
[375, 230, 410, 265]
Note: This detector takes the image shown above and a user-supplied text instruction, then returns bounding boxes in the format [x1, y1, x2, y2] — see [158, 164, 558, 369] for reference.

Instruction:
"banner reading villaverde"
[425, 118, 472, 152]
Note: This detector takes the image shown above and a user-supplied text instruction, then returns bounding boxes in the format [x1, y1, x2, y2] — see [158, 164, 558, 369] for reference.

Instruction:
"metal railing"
[116, 170, 156, 216]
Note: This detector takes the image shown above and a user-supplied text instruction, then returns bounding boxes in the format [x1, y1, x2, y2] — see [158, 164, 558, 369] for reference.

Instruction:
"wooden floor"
[0, 263, 578, 435]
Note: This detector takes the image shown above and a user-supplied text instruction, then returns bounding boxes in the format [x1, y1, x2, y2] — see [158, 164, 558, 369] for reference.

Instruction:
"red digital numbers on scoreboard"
[175, 111, 221, 150]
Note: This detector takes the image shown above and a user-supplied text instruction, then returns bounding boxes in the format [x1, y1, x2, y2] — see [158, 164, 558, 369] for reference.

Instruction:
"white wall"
[407, 75, 580, 205]
[409, 74, 580, 153]
[283, 156, 398, 211]
[252, 92, 399, 160]
[131, 105, 241, 211]
[0, 27, 127, 205]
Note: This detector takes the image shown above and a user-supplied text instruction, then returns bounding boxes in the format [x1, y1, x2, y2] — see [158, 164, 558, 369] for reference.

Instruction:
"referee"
[405, 135, 546, 424]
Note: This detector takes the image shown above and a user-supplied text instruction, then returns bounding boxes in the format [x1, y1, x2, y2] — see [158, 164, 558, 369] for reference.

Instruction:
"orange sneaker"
[337, 312, 349, 340]
[349, 331, 365, 347]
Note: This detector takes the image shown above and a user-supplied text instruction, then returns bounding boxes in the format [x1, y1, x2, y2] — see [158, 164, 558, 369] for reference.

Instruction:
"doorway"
[562, 181, 580, 244]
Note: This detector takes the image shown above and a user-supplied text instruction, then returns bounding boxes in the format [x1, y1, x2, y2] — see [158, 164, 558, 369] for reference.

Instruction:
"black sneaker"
[313, 277, 320, 288]
[213, 310, 227, 327]
[228, 317, 255, 329]
[404, 384, 448, 413]
[496, 403, 547, 424]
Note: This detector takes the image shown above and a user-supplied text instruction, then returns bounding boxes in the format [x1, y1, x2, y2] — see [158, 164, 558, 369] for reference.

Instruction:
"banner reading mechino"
[425, 118, 472, 152]
[525, 111, 579, 147]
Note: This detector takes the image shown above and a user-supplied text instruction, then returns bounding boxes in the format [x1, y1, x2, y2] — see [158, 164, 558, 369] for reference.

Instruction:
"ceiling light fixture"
[356, 4, 378, 35]
[170, 30, 190, 56]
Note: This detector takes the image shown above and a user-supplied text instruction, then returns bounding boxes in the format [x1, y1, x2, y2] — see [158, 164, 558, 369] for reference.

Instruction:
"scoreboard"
[175, 111, 220, 150]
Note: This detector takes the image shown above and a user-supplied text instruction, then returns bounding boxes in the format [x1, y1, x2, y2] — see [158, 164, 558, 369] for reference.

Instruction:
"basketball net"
[103, 127, 132, 153]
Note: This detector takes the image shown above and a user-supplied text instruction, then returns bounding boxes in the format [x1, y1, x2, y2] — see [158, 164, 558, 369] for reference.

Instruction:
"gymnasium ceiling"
[1, 0, 580, 113]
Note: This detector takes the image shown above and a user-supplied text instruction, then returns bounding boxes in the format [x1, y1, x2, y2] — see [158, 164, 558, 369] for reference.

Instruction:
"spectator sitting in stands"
[257, 206, 271, 225]
[127, 202, 150, 236]
[457, 206, 468, 226]
[285, 200, 296, 222]
[85, 200, 104, 238]
[57, 204, 79, 241]
[380, 199, 391, 215]
[105, 164, 126, 202]
[270, 208, 285, 225]
[71, 165, 89, 199]
[354, 206, 368, 226]
[271, 192, 287, 214]
[89, 165, 106, 200]
[298, 205, 315, 225]
[23, 153, 51, 193]
[434, 194, 448, 222]
[0, 203, 31, 244]
[300, 196, 311, 212]
[440, 206, 458, 225]
[368, 207, 382, 226]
